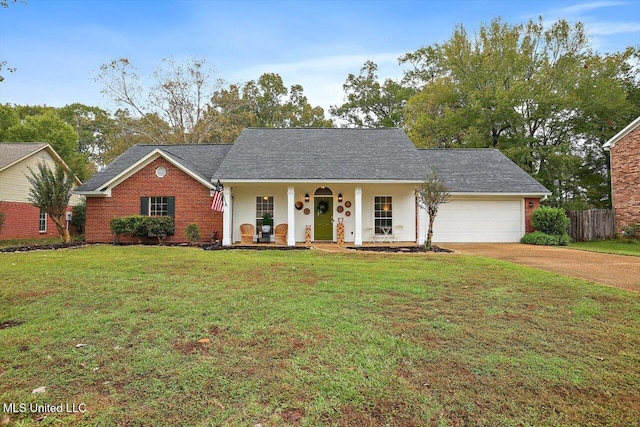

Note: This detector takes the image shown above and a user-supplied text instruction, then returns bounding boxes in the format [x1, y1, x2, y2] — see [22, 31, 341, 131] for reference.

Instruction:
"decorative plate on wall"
[345, 211, 351, 216]
[295, 201, 304, 210]
[345, 201, 352, 208]
[337, 205, 344, 213]
[303, 208, 310, 215]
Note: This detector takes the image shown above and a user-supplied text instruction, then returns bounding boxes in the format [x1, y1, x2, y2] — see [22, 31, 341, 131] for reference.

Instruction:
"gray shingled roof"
[419, 149, 550, 194]
[75, 131, 549, 196]
[0, 143, 48, 171]
[214, 128, 427, 181]
[76, 144, 232, 192]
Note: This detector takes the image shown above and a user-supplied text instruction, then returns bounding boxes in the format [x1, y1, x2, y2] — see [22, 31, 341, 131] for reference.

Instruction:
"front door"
[314, 196, 333, 240]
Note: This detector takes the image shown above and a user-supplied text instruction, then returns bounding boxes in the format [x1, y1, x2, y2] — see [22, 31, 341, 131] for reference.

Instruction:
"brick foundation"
[610, 125, 640, 234]
[85, 157, 222, 243]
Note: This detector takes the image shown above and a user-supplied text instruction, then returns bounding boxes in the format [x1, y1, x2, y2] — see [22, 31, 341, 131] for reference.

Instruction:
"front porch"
[221, 182, 426, 247]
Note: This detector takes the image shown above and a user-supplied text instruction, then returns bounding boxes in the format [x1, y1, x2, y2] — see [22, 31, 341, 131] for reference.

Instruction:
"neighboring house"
[75, 128, 550, 245]
[604, 116, 640, 235]
[0, 143, 83, 240]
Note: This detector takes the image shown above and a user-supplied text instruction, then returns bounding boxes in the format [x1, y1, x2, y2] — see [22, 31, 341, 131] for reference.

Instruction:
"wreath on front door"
[316, 200, 329, 216]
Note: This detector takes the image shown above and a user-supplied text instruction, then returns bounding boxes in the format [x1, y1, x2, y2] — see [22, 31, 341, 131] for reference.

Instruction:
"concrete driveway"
[444, 243, 640, 293]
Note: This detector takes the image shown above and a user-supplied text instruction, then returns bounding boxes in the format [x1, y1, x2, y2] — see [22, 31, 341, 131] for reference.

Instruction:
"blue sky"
[1, 0, 639, 114]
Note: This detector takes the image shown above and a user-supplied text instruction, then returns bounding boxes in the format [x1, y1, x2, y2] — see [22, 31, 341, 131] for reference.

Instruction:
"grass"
[570, 239, 640, 256]
[1, 245, 639, 426]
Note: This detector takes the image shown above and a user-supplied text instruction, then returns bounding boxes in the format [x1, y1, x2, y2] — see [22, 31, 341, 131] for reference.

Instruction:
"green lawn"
[1, 246, 639, 426]
[570, 239, 640, 256]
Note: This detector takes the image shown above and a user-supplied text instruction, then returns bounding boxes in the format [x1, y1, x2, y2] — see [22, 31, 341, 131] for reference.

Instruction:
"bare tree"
[417, 168, 451, 250]
[96, 57, 225, 143]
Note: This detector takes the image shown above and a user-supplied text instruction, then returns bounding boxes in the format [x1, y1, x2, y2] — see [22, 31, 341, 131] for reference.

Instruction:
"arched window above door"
[314, 187, 333, 196]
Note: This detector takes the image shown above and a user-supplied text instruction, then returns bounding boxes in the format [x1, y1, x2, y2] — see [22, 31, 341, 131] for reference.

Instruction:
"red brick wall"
[85, 157, 222, 243]
[524, 198, 541, 233]
[0, 201, 73, 240]
[610, 126, 640, 234]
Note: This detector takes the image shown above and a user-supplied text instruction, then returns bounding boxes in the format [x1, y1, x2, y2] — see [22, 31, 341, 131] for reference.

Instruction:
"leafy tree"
[416, 168, 451, 250]
[401, 17, 639, 208]
[3, 110, 89, 180]
[330, 60, 415, 128]
[58, 103, 115, 169]
[26, 163, 75, 243]
[241, 73, 333, 128]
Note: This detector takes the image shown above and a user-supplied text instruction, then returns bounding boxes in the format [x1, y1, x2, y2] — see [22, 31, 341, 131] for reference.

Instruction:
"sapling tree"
[417, 168, 451, 250]
[27, 163, 75, 243]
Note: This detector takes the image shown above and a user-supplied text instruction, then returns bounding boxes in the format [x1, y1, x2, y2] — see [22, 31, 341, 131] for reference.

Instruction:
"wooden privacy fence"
[566, 209, 616, 242]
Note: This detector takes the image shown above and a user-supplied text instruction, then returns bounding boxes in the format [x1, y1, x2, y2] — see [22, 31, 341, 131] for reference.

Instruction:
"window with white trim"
[39, 211, 47, 233]
[140, 196, 175, 218]
[256, 196, 274, 227]
[374, 196, 393, 234]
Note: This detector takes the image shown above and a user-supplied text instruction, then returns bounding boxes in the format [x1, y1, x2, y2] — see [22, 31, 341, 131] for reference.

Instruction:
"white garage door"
[432, 199, 523, 242]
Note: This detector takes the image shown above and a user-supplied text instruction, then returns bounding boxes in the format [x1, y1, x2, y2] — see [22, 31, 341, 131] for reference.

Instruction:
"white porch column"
[287, 186, 296, 246]
[222, 186, 233, 246]
[354, 186, 363, 247]
[417, 196, 427, 246]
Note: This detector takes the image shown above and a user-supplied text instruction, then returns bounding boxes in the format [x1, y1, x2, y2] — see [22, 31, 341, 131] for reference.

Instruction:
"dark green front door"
[314, 196, 333, 241]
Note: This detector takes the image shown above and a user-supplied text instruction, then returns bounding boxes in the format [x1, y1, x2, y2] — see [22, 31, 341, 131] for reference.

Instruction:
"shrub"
[110, 215, 174, 244]
[185, 223, 201, 244]
[521, 231, 570, 246]
[71, 202, 86, 234]
[531, 207, 570, 236]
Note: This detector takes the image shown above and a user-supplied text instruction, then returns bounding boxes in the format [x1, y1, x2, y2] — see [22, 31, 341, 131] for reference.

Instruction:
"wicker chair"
[274, 223, 288, 245]
[240, 223, 255, 244]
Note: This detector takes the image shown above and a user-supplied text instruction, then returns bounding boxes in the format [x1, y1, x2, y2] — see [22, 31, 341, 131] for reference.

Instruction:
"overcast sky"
[1, 0, 639, 115]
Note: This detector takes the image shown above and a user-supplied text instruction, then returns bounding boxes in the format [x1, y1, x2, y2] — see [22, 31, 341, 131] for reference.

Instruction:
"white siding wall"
[0, 150, 82, 205]
[229, 183, 418, 243]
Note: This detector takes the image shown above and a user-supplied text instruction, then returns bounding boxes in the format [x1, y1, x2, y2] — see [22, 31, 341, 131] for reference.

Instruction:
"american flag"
[210, 180, 225, 212]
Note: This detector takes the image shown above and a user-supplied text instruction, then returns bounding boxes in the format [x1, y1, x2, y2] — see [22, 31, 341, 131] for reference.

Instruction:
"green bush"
[71, 202, 86, 234]
[521, 231, 570, 246]
[185, 223, 201, 244]
[531, 207, 570, 236]
[109, 215, 174, 244]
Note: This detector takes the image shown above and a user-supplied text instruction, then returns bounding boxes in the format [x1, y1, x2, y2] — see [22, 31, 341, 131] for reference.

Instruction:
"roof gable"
[75, 144, 232, 193]
[0, 142, 81, 185]
[214, 128, 427, 181]
[0, 143, 50, 172]
[604, 116, 640, 149]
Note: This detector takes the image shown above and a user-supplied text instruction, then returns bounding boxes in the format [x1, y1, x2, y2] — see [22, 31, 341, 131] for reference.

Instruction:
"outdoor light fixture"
[263, 196, 269, 201]
[338, 193, 343, 202]
[529, 201, 534, 208]
[304, 193, 310, 202]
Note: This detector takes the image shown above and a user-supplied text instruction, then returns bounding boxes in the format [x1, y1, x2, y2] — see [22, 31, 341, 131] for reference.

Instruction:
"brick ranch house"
[0, 143, 83, 240]
[604, 115, 640, 235]
[75, 128, 550, 245]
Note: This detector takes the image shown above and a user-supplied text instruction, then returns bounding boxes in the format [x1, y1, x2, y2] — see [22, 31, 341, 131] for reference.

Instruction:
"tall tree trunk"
[50, 214, 71, 243]
[426, 215, 435, 250]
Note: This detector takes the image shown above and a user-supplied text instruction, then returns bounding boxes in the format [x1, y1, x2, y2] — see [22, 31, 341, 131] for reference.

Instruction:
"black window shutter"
[167, 196, 175, 218]
[140, 197, 149, 215]
[167, 197, 175, 235]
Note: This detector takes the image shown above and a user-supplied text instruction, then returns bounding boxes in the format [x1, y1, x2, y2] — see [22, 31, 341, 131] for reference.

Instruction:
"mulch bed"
[202, 243, 309, 251]
[0, 242, 86, 253]
[348, 245, 453, 253]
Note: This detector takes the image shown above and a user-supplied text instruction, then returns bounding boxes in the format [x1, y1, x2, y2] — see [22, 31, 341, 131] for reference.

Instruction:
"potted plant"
[261, 213, 273, 233]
